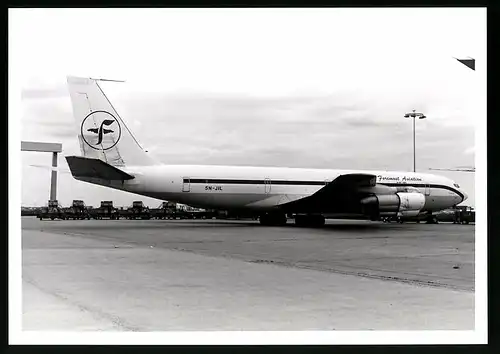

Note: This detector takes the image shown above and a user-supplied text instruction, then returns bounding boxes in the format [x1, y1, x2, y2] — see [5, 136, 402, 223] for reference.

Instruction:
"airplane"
[64, 76, 468, 226]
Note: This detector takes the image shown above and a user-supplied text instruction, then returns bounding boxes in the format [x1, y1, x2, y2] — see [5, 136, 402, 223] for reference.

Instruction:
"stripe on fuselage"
[183, 178, 463, 200]
[186, 178, 326, 185]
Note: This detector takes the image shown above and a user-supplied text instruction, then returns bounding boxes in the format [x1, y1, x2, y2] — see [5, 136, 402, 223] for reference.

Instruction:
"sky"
[10, 8, 485, 208]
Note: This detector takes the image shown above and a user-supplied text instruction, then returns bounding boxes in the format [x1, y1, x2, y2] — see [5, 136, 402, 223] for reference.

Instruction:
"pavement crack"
[23, 276, 142, 331]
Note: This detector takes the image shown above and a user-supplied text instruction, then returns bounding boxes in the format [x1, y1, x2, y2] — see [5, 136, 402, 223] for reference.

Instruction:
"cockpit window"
[453, 183, 460, 188]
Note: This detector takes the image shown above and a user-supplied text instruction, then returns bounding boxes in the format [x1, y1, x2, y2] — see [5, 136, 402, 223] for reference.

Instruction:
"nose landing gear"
[426, 214, 438, 224]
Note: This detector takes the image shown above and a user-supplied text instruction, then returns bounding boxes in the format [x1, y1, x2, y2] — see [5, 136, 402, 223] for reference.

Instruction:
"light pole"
[404, 109, 426, 172]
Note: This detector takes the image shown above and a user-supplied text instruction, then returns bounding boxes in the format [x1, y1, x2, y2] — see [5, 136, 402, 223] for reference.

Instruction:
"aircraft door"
[424, 184, 430, 196]
[182, 177, 190, 192]
[264, 178, 271, 194]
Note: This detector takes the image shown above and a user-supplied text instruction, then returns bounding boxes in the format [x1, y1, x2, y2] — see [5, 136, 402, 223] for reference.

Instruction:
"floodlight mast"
[404, 109, 427, 172]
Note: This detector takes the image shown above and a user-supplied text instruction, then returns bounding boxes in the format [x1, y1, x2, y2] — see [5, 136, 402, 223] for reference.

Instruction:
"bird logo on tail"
[81, 111, 122, 150]
[87, 119, 116, 145]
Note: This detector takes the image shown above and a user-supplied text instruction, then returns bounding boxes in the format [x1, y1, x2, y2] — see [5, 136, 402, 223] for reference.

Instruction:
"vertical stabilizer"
[66, 76, 157, 167]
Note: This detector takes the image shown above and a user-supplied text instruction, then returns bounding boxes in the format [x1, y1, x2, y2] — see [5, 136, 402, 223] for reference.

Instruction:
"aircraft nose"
[462, 190, 468, 202]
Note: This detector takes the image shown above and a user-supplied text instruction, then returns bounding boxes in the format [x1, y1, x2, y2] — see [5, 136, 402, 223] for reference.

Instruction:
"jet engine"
[360, 192, 426, 218]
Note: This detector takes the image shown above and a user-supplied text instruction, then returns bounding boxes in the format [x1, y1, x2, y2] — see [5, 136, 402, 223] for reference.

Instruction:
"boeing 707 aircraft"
[64, 76, 467, 226]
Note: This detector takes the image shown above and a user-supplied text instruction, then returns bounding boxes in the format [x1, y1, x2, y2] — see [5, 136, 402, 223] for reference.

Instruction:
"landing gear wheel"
[314, 215, 326, 227]
[259, 212, 287, 226]
[295, 214, 325, 227]
[295, 215, 307, 227]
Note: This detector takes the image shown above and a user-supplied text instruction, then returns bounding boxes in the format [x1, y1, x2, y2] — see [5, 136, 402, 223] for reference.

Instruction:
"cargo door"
[264, 178, 271, 194]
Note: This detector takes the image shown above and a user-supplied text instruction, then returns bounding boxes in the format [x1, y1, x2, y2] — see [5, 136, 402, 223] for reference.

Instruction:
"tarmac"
[21, 217, 475, 331]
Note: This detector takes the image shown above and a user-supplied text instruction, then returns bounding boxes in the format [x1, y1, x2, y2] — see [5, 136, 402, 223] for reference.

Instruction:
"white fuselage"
[85, 164, 466, 213]
[66, 76, 467, 219]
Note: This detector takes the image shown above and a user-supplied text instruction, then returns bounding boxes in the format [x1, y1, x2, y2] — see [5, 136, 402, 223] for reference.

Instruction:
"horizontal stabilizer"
[65, 156, 135, 180]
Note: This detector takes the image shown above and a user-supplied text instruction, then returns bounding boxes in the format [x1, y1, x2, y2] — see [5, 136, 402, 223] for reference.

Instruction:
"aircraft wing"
[279, 173, 377, 213]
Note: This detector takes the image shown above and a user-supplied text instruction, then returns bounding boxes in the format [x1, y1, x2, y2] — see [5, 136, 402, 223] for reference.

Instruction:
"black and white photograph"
[9, 7, 486, 345]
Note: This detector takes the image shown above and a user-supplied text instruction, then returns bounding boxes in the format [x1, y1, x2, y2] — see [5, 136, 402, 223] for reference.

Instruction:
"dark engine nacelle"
[361, 192, 425, 218]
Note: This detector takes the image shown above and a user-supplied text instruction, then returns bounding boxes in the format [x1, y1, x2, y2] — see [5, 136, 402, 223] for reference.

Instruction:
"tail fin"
[66, 76, 157, 167]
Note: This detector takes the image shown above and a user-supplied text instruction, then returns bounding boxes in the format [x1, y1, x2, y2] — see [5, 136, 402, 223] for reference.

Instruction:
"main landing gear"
[294, 214, 325, 227]
[258, 212, 326, 227]
[259, 212, 288, 226]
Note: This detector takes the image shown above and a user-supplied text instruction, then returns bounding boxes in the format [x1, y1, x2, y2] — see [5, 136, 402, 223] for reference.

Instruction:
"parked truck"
[89, 201, 120, 220]
[382, 206, 475, 224]
[22, 207, 42, 216]
[63, 200, 91, 220]
[120, 201, 152, 220]
[452, 206, 475, 224]
[171, 204, 200, 219]
[38, 200, 67, 220]
[150, 201, 177, 219]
